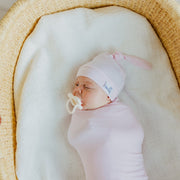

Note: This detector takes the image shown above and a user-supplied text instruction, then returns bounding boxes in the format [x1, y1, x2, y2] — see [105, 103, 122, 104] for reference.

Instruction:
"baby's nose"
[73, 86, 82, 97]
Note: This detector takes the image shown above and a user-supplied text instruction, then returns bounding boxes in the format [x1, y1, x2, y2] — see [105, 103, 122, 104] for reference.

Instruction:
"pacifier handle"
[66, 92, 83, 114]
[66, 98, 82, 114]
[66, 99, 75, 114]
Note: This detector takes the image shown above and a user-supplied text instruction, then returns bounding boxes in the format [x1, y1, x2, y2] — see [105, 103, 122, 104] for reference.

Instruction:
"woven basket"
[0, 0, 179, 179]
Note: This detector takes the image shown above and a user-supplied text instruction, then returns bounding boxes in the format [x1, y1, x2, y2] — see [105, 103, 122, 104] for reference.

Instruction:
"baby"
[67, 51, 151, 180]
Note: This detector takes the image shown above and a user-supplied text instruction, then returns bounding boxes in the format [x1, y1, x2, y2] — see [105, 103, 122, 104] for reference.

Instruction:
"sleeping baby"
[66, 51, 151, 180]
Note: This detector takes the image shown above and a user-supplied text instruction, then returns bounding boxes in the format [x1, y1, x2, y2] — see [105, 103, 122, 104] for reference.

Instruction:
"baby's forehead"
[75, 76, 96, 85]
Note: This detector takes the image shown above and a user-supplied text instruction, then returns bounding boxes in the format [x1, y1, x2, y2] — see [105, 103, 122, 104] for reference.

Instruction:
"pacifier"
[66, 92, 83, 114]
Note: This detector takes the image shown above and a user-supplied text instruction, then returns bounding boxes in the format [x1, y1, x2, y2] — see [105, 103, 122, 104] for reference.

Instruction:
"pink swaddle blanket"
[67, 97, 148, 180]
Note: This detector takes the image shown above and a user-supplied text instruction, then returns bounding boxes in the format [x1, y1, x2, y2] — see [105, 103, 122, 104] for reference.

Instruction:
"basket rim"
[0, 0, 180, 180]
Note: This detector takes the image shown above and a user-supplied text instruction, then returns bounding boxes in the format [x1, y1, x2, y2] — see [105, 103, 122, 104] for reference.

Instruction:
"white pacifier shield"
[66, 93, 83, 114]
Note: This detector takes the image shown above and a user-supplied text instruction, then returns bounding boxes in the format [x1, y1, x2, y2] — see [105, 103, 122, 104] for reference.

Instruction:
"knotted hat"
[76, 51, 152, 101]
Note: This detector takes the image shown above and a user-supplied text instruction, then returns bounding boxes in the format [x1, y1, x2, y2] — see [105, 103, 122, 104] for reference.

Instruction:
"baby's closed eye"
[75, 83, 91, 89]
[84, 85, 91, 89]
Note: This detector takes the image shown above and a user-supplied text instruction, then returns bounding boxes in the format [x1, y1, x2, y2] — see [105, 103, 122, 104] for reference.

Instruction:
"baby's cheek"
[84, 93, 95, 104]
[85, 94, 93, 103]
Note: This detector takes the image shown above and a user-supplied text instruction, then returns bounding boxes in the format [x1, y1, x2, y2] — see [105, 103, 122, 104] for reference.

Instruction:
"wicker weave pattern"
[0, 0, 179, 179]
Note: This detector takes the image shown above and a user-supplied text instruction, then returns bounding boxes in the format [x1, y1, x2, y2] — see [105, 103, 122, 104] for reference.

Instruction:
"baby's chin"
[81, 103, 95, 111]
[81, 104, 89, 110]
[82, 103, 108, 111]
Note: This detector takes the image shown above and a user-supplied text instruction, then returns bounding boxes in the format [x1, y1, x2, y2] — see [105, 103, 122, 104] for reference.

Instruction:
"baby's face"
[73, 76, 111, 110]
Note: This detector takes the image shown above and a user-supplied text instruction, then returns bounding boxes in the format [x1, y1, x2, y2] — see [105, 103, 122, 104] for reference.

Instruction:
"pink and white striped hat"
[76, 51, 152, 101]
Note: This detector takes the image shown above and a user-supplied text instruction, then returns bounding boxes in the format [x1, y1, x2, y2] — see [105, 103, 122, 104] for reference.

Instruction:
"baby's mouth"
[81, 101, 85, 107]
